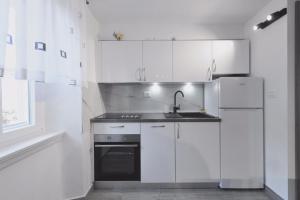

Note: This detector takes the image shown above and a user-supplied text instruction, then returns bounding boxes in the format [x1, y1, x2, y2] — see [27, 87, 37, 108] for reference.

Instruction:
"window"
[0, 3, 34, 133]
[1, 78, 34, 132]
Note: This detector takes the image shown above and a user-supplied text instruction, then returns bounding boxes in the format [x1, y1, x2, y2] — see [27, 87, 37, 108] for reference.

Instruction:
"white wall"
[0, 142, 63, 200]
[45, 83, 85, 199]
[287, 0, 296, 199]
[99, 23, 245, 40]
[288, 0, 296, 200]
[244, 0, 289, 199]
[81, 4, 106, 191]
[0, 83, 64, 200]
[42, 1, 105, 199]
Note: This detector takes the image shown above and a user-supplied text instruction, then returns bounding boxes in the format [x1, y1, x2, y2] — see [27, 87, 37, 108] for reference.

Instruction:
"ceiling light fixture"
[253, 21, 269, 31]
[253, 25, 259, 31]
[253, 8, 287, 31]
[266, 15, 273, 21]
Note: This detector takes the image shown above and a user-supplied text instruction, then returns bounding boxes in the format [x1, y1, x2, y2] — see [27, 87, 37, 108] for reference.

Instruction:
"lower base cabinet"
[141, 123, 175, 183]
[175, 122, 220, 183]
[141, 122, 220, 183]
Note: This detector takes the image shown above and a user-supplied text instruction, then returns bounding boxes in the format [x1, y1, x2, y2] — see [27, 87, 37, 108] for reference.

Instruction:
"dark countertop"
[90, 113, 221, 123]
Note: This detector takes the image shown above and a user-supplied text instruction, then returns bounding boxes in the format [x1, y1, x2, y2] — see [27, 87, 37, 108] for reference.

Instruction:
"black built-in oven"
[94, 134, 140, 181]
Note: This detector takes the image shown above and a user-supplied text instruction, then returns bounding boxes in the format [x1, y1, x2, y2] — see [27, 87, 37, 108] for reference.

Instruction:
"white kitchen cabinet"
[93, 123, 141, 135]
[99, 40, 249, 83]
[101, 41, 142, 82]
[176, 122, 220, 183]
[141, 123, 175, 183]
[212, 40, 249, 75]
[142, 41, 173, 82]
[173, 41, 213, 82]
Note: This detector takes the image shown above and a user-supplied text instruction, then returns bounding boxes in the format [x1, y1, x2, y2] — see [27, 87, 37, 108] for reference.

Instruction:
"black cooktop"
[96, 113, 141, 119]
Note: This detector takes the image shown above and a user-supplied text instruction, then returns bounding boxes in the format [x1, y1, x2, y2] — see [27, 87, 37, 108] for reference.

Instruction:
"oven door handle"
[109, 125, 125, 128]
[94, 144, 139, 148]
[151, 125, 166, 128]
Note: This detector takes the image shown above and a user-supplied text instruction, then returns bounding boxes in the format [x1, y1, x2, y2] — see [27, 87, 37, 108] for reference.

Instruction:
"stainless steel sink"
[164, 112, 215, 119]
[164, 113, 182, 118]
[178, 112, 215, 118]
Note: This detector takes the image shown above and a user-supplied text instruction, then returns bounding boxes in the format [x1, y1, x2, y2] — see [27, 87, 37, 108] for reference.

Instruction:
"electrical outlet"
[144, 91, 151, 98]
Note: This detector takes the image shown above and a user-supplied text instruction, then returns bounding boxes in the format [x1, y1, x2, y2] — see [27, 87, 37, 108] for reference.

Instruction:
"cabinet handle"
[140, 68, 143, 81]
[212, 59, 217, 72]
[177, 123, 180, 139]
[151, 125, 166, 128]
[143, 67, 146, 81]
[207, 67, 212, 82]
[109, 125, 125, 128]
[136, 68, 141, 81]
[95, 144, 138, 148]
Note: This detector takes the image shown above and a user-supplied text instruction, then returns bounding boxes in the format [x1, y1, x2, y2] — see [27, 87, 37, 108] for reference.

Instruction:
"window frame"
[2, 80, 35, 133]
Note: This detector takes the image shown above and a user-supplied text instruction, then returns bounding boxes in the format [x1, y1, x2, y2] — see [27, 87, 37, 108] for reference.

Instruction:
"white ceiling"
[88, 0, 271, 25]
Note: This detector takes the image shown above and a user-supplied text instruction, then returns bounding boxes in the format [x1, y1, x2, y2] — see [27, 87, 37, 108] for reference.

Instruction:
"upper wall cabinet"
[101, 41, 142, 82]
[98, 40, 250, 83]
[142, 41, 173, 82]
[173, 41, 213, 82]
[212, 40, 249, 75]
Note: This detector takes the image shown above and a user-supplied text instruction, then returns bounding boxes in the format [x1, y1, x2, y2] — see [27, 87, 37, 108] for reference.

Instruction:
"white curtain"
[0, 0, 81, 85]
[0, 0, 10, 77]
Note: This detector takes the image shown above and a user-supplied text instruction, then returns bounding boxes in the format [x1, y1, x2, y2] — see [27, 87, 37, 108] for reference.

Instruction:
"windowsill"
[0, 131, 64, 171]
[2, 123, 35, 134]
[0, 124, 45, 148]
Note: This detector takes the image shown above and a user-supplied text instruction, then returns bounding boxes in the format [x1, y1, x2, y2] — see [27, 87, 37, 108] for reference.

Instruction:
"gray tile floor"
[86, 189, 272, 200]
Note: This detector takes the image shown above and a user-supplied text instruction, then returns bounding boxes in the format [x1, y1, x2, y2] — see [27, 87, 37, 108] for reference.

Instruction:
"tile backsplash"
[99, 83, 204, 113]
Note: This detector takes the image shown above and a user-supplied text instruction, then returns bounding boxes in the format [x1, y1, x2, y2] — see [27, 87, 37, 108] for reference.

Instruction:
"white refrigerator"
[205, 77, 264, 189]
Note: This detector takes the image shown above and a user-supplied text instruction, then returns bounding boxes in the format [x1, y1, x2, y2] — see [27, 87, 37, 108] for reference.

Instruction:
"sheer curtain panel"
[0, 0, 10, 77]
[0, 0, 81, 84]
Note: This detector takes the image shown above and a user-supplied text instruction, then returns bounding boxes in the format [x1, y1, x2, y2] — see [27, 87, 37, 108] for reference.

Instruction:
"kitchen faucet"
[173, 90, 184, 113]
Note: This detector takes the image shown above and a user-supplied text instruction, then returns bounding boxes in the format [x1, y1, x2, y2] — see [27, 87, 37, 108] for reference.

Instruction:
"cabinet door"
[173, 41, 213, 82]
[101, 41, 142, 82]
[219, 109, 264, 188]
[141, 123, 175, 183]
[142, 41, 173, 82]
[212, 40, 249, 75]
[176, 122, 220, 183]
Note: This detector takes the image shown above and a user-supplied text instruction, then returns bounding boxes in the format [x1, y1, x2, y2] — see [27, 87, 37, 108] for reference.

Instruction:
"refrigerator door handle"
[220, 108, 263, 110]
